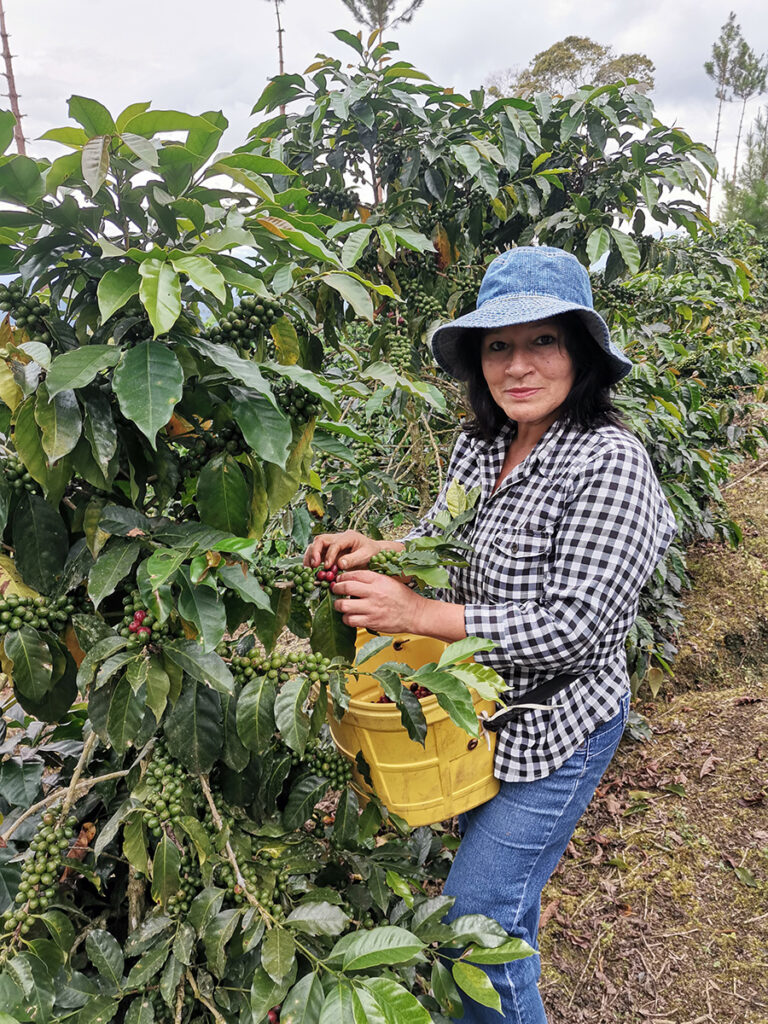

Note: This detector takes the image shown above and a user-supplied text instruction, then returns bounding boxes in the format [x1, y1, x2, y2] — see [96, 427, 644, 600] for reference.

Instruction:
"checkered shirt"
[405, 419, 677, 782]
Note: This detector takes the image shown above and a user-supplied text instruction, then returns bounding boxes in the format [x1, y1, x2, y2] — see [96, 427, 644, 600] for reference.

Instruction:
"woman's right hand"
[304, 531, 395, 572]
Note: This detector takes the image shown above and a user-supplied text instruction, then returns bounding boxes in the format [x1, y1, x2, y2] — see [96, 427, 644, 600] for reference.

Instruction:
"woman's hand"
[303, 531, 402, 572]
[330, 570, 425, 634]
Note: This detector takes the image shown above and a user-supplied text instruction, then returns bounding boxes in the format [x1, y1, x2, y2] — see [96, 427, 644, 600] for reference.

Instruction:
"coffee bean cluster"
[166, 849, 202, 917]
[0, 280, 52, 343]
[308, 185, 359, 212]
[315, 563, 338, 589]
[376, 681, 433, 704]
[368, 549, 403, 576]
[149, 986, 195, 1023]
[206, 296, 284, 351]
[180, 426, 245, 475]
[141, 745, 187, 837]
[230, 647, 332, 686]
[0, 593, 72, 638]
[291, 740, 352, 788]
[119, 592, 182, 647]
[274, 382, 322, 426]
[284, 563, 316, 595]
[252, 565, 277, 595]
[2, 809, 77, 936]
[217, 858, 288, 918]
[3, 452, 40, 494]
[405, 284, 444, 322]
[386, 330, 412, 374]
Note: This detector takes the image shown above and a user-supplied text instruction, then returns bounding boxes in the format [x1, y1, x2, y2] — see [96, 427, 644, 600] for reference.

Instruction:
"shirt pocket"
[485, 528, 553, 602]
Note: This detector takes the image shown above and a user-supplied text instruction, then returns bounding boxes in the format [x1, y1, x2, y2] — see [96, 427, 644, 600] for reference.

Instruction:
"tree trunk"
[274, 0, 286, 116]
[0, 0, 25, 155]
[733, 96, 748, 182]
[707, 92, 726, 217]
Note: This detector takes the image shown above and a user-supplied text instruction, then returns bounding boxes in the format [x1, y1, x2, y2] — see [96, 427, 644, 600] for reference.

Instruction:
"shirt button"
[510, 541, 519, 554]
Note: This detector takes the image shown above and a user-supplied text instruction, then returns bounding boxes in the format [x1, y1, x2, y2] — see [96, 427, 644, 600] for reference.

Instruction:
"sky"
[5, 0, 768, 217]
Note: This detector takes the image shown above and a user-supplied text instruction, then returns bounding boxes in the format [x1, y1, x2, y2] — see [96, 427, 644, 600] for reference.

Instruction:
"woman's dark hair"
[455, 313, 626, 441]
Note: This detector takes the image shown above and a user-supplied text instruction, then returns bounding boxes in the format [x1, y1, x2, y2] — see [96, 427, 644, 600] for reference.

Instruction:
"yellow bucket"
[327, 631, 500, 827]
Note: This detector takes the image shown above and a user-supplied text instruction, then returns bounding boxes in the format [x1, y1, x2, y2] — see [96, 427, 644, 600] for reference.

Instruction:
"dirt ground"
[538, 461, 768, 1024]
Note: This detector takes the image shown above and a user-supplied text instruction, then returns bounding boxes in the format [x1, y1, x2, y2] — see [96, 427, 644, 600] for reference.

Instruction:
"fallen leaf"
[539, 900, 560, 930]
[699, 754, 720, 778]
[734, 696, 762, 706]
[734, 866, 759, 888]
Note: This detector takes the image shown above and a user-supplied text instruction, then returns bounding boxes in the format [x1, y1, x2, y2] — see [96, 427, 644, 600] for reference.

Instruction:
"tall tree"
[730, 40, 767, 181]
[487, 36, 655, 97]
[339, 0, 425, 39]
[722, 105, 768, 235]
[0, 0, 24, 154]
[265, 0, 287, 114]
[704, 11, 743, 215]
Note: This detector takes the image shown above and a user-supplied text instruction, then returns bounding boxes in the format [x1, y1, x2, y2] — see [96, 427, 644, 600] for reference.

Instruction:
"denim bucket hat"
[430, 246, 632, 384]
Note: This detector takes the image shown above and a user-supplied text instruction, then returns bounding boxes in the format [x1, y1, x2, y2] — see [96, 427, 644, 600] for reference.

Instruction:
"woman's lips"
[505, 388, 541, 398]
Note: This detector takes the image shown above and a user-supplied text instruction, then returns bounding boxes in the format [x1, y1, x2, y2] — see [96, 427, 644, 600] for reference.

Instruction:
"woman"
[305, 246, 676, 1023]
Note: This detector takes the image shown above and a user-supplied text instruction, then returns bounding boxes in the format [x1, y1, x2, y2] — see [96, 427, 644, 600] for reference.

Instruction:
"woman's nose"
[504, 348, 533, 376]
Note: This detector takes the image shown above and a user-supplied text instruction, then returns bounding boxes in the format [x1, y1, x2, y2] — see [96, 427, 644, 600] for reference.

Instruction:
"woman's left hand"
[331, 570, 425, 634]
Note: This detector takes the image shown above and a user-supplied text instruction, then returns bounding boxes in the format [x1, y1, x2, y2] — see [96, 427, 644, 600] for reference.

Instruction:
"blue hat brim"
[430, 292, 632, 384]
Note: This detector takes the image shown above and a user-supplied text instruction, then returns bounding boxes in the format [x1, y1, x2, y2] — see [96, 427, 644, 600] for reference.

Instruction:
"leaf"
[3, 627, 54, 701]
[609, 228, 641, 275]
[87, 539, 140, 608]
[282, 773, 328, 830]
[360, 977, 431, 1024]
[138, 259, 182, 337]
[175, 567, 227, 653]
[280, 973, 325, 1024]
[112, 341, 183, 447]
[217, 563, 271, 611]
[123, 816, 148, 875]
[318, 983, 362, 1024]
[229, 387, 292, 468]
[106, 674, 145, 753]
[274, 675, 311, 755]
[321, 272, 373, 321]
[236, 674, 276, 753]
[85, 930, 124, 992]
[164, 678, 223, 774]
[97, 264, 141, 322]
[465, 937, 537, 963]
[169, 255, 226, 302]
[38, 910, 75, 953]
[123, 996, 154, 1024]
[11, 492, 69, 595]
[162, 639, 234, 695]
[310, 591, 356, 664]
[196, 453, 250, 536]
[125, 939, 171, 988]
[586, 226, 611, 266]
[151, 837, 181, 908]
[329, 925, 425, 971]
[451, 961, 502, 1013]
[355, 635, 393, 666]
[261, 928, 296, 984]
[250, 962, 297, 1023]
[285, 902, 350, 937]
[445, 914, 508, 948]
[203, 908, 241, 978]
[269, 317, 301, 366]
[81, 136, 110, 194]
[68, 95, 116, 135]
[437, 636, 496, 668]
[34, 383, 82, 464]
[45, 346, 122, 398]
[333, 788, 360, 847]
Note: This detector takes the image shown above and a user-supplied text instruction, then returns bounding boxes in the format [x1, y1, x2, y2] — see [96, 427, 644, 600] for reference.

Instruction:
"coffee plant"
[0, 29, 766, 1023]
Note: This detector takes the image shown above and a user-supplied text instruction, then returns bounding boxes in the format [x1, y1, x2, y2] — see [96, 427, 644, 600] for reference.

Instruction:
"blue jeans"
[443, 692, 630, 1023]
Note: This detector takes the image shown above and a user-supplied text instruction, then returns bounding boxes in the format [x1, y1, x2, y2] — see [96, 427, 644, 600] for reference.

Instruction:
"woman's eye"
[534, 334, 557, 346]
[487, 340, 507, 352]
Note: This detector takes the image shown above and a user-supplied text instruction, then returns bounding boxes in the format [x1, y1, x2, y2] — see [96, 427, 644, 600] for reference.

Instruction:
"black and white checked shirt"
[405, 418, 677, 782]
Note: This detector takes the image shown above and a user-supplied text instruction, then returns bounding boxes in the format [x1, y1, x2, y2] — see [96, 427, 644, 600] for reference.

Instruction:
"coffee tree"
[0, 95, 533, 1024]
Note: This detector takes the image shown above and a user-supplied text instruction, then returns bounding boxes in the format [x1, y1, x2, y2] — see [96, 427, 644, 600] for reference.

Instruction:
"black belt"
[482, 672, 579, 733]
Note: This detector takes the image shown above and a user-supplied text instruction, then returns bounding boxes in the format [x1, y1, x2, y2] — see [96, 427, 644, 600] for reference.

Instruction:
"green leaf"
[280, 973, 325, 1024]
[164, 678, 223, 773]
[261, 928, 296, 984]
[609, 228, 641, 275]
[87, 539, 140, 608]
[196, 453, 250, 536]
[45, 346, 122, 398]
[355, 635, 393, 666]
[123, 815, 148, 875]
[282, 773, 327, 830]
[203, 908, 241, 978]
[3, 627, 54, 702]
[125, 939, 171, 988]
[82, 387, 118, 476]
[270, 317, 301, 366]
[38, 910, 75, 953]
[175, 567, 227, 653]
[12, 492, 69, 595]
[310, 591, 355, 664]
[106, 674, 145, 753]
[81, 136, 110, 194]
[151, 837, 181, 907]
[451, 961, 502, 1013]
[170, 254, 226, 302]
[162, 639, 234, 695]
[68, 95, 116, 136]
[250, 962, 297, 1023]
[34, 383, 82, 465]
[285, 901, 350, 937]
[217, 563, 271, 611]
[437, 636, 496, 668]
[465, 937, 537, 963]
[123, 996, 154, 1024]
[5, 953, 55, 1022]
[274, 675, 311, 755]
[341, 227, 373, 270]
[236, 674, 276, 753]
[445, 914, 508, 947]
[333, 787, 360, 846]
[431, 961, 464, 1018]
[138, 259, 182, 337]
[360, 977, 431, 1024]
[112, 340, 184, 447]
[85, 929, 124, 992]
[321, 272, 373, 321]
[318, 983, 362, 1024]
[329, 925, 425, 971]
[188, 887, 225, 936]
[97, 264, 141, 322]
[586, 226, 611, 266]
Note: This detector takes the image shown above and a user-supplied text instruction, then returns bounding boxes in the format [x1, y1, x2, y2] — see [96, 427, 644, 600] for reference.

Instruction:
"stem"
[185, 970, 228, 1024]
[174, 978, 185, 1024]
[420, 412, 444, 491]
[61, 731, 97, 815]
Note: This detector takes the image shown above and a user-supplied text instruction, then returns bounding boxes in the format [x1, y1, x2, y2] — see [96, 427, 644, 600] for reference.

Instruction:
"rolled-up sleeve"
[464, 444, 676, 680]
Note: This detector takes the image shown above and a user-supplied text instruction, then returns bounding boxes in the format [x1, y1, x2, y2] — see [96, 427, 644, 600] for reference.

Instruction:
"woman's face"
[480, 318, 576, 430]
